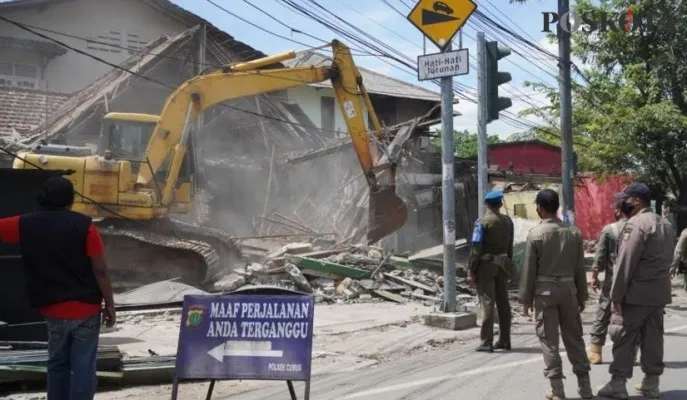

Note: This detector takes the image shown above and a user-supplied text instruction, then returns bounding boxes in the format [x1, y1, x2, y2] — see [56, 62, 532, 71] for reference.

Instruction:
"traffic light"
[485, 41, 512, 123]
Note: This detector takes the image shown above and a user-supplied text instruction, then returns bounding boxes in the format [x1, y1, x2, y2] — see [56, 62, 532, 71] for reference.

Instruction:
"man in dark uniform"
[587, 202, 629, 364]
[597, 183, 675, 399]
[520, 189, 592, 400]
[468, 191, 514, 353]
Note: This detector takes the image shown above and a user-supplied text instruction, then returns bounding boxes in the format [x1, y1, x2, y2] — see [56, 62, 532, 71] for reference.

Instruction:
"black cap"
[535, 188, 559, 205]
[615, 182, 650, 202]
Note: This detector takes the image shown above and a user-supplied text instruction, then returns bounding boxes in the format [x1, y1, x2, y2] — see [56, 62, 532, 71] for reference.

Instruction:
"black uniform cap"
[615, 182, 650, 203]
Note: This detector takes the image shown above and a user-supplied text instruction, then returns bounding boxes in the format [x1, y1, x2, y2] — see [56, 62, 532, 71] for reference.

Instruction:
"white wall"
[0, 0, 189, 93]
[286, 85, 369, 136]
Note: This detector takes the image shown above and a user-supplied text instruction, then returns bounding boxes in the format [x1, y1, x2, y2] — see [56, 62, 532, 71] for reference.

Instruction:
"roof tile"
[0, 88, 70, 139]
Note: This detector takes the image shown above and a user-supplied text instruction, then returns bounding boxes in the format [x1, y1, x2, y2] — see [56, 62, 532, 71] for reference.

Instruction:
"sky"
[168, 0, 579, 139]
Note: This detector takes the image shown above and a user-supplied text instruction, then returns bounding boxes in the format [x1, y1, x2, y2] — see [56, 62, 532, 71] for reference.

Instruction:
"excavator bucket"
[367, 185, 408, 244]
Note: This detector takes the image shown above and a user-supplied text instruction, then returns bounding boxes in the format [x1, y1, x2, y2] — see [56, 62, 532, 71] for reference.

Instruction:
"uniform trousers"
[608, 304, 664, 379]
[534, 281, 591, 378]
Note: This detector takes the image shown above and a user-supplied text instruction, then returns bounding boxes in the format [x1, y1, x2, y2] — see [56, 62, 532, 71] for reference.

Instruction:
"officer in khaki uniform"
[597, 183, 675, 399]
[587, 202, 629, 364]
[468, 191, 514, 353]
[670, 227, 687, 291]
[519, 189, 592, 400]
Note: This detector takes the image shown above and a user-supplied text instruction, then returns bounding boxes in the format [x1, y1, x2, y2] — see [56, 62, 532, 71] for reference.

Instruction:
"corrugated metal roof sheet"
[283, 51, 440, 102]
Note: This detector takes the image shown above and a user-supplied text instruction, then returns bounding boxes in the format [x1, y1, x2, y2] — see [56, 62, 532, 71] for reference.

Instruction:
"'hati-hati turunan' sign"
[417, 49, 469, 81]
[174, 293, 314, 381]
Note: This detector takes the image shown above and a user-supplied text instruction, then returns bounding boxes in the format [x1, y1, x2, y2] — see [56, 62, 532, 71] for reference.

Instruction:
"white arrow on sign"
[208, 340, 284, 362]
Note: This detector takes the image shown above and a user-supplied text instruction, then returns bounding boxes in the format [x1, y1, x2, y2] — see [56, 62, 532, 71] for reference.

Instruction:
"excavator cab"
[97, 112, 196, 195]
[99, 114, 156, 161]
[97, 113, 157, 175]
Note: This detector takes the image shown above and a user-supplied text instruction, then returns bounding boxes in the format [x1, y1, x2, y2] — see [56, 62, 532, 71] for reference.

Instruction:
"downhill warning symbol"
[406, 0, 477, 51]
[422, 9, 459, 25]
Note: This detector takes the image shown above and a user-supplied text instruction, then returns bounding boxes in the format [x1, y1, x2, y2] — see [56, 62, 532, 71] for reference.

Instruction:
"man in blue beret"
[468, 190, 514, 353]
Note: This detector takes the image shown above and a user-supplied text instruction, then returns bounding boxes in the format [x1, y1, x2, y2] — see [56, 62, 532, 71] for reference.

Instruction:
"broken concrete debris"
[223, 242, 478, 306]
[284, 262, 313, 293]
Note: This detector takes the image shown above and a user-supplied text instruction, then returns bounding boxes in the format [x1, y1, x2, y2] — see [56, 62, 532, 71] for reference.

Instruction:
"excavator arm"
[140, 40, 407, 243]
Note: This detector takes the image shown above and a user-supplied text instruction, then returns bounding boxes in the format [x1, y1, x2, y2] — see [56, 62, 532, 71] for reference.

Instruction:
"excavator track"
[95, 218, 243, 292]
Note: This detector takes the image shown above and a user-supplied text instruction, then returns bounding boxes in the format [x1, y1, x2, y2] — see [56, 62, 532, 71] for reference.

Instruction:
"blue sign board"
[174, 293, 314, 381]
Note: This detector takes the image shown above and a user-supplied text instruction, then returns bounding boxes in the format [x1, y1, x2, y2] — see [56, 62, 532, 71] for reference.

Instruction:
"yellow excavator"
[12, 40, 408, 289]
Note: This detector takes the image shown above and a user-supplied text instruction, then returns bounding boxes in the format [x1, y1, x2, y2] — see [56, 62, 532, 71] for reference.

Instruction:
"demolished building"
[0, 0, 478, 264]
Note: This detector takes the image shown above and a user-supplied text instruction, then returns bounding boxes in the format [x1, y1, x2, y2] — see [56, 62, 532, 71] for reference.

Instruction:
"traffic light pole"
[476, 32, 488, 217]
[559, 0, 575, 224]
[440, 42, 457, 314]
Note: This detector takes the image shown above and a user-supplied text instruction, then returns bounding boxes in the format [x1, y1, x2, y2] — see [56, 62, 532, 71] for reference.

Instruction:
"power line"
[386, 0, 554, 112]
[207, 0, 385, 57]
[239, 0, 327, 44]
[205, 0, 318, 49]
[0, 15, 361, 137]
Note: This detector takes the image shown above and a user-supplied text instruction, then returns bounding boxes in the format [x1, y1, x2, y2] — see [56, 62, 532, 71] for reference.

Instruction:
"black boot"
[476, 341, 493, 352]
[495, 328, 511, 350]
[494, 340, 511, 350]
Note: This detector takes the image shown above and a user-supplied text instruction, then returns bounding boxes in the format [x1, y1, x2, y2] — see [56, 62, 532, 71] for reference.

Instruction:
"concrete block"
[424, 312, 477, 331]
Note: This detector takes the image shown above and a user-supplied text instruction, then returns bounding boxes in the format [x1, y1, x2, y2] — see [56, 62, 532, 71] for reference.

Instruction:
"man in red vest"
[0, 176, 116, 400]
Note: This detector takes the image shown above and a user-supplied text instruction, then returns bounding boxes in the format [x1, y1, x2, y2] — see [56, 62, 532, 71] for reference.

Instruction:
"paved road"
[222, 304, 687, 400]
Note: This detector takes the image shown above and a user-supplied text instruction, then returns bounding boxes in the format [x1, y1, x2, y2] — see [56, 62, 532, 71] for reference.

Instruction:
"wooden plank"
[408, 239, 468, 262]
[289, 256, 371, 280]
[408, 292, 441, 302]
[298, 249, 342, 259]
[383, 273, 438, 294]
[372, 289, 407, 303]
[300, 268, 343, 280]
[390, 256, 412, 269]
[358, 279, 405, 291]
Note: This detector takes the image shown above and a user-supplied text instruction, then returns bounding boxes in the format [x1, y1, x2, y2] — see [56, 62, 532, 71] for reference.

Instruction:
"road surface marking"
[341, 322, 687, 399]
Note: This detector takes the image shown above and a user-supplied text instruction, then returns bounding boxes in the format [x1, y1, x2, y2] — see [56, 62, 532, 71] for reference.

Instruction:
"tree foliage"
[431, 129, 502, 159]
[517, 0, 687, 210]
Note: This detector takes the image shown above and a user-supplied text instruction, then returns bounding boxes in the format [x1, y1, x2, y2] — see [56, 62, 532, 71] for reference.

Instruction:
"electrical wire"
[206, 0, 383, 57]
[384, 0, 603, 141]
[369, 0, 554, 127]
[0, 16, 369, 137]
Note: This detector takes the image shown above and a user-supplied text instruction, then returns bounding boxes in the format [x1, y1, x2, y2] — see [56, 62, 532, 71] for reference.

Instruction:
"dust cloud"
[193, 95, 368, 245]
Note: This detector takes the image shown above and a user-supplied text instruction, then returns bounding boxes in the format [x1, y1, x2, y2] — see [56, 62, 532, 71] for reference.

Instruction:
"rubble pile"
[217, 241, 477, 306]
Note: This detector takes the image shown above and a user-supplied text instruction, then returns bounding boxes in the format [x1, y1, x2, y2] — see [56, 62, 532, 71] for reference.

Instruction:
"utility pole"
[440, 42, 457, 313]
[477, 33, 488, 217]
[558, 0, 575, 224]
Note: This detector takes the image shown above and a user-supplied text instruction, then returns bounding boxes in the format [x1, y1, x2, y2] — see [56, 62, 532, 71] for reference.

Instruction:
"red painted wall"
[489, 142, 562, 175]
[574, 173, 634, 240]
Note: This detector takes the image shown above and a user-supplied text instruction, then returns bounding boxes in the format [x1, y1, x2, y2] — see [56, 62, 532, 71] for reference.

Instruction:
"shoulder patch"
[621, 226, 634, 241]
[471, 222, 484, 244]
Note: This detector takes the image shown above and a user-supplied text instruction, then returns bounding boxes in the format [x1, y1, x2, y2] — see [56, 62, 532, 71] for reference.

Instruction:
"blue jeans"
[46, 313, 101, 400]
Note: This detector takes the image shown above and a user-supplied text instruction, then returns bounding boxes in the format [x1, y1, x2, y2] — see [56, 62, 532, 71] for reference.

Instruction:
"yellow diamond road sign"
[407, 0, 477, 50]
